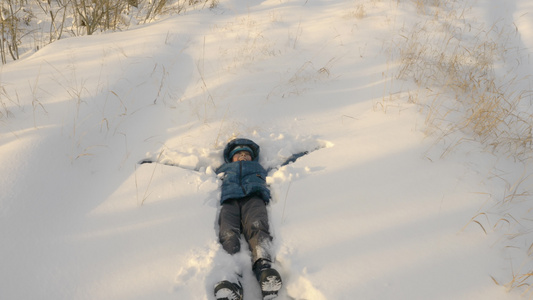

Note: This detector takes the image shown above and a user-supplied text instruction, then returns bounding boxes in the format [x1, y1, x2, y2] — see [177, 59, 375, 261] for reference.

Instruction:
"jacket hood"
[223, 138, 260, 163]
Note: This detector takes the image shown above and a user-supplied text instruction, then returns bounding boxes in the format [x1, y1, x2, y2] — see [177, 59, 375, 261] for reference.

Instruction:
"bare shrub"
[35, 0, 69, 43]
[72, 0, 129, 35]
[0, 0, 211, 64]
[0, 0, 23, 62]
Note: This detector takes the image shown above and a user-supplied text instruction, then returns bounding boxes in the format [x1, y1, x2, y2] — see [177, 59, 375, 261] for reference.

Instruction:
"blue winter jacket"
[216, 139, 271, 204]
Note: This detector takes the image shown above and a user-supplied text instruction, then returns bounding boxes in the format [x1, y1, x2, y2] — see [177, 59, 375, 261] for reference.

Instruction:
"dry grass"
[392, 2, 532, 162]
[0, 84, 19, 119]
[387, 0, 533, 295]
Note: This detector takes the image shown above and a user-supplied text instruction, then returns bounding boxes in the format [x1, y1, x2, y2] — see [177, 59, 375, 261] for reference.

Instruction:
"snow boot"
[214, 280, 243, 300]
[253, 259, 283, 299]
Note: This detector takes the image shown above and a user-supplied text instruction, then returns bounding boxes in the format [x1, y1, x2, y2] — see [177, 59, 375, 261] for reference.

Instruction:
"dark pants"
[218, 195, 272, 264]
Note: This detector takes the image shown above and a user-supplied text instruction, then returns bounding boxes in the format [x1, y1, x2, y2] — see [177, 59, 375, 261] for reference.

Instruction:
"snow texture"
[1, 0, 533, 299]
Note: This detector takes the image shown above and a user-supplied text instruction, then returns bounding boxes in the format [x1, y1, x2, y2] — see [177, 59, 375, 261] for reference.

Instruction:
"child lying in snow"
[214, 138, 283, 300]
[139, 137, 310, 298]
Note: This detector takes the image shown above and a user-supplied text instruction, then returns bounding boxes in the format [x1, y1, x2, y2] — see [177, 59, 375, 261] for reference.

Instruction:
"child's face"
[232, 151, 252, 162]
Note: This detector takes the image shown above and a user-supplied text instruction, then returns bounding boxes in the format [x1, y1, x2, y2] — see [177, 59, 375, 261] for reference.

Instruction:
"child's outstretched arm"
[280, 151, 309, 167]
[266, 151, 309, 173]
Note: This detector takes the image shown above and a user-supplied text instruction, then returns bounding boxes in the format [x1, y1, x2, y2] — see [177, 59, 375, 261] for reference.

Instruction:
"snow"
[1, 0, 533, 299]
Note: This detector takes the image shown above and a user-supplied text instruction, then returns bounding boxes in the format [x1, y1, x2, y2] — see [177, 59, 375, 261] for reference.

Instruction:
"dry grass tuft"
[387, 0, 533, 295]
[392, 2, 532, 161]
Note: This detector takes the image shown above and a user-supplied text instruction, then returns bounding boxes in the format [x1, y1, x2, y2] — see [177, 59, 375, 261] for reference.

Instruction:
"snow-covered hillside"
[1, 0, 533, 299]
